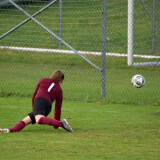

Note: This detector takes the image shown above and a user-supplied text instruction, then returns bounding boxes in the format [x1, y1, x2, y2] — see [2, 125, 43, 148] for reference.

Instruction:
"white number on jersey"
[47, 83, 55, 92]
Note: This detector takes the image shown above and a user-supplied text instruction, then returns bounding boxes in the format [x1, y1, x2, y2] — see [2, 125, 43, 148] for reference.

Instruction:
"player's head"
[50, 70, 64, 84]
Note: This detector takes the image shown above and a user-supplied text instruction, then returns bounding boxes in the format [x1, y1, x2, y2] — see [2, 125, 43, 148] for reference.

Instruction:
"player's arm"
[54, 88, 63, 129]
[53, 98, 62, 129]
[54, 98, 62, 121]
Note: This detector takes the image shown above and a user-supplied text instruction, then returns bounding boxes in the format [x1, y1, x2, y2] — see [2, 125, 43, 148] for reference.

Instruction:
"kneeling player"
[0, 70, 73, 133]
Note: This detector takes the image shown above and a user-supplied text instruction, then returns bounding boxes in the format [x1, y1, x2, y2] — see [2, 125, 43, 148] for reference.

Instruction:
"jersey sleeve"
[54, 88, 63, 121]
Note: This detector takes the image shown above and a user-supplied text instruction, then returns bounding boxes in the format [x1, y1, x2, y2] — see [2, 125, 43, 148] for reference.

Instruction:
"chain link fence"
[0, 0, 160, 105]
[105, 0, 160, 105]
[0, 0, 102, 102]
[134, 0, 160, 57]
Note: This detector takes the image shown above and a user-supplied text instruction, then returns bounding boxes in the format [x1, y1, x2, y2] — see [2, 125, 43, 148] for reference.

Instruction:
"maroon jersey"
[32, 78, 63, 121]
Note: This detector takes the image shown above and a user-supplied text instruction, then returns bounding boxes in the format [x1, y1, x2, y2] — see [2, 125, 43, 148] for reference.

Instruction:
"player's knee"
[35, 118, 41, 124]
[22, 116, 32, 125]
[35, 115, 44, 124]
[36, 119, 39, 124]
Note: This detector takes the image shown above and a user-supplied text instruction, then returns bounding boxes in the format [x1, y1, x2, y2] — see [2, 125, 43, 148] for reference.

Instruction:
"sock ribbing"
[38, 117, 61, 127]
[10, 121, 25, 132]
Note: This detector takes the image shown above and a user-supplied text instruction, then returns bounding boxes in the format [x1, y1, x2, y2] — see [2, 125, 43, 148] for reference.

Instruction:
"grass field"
[0, 49, 160, 105]
[0, 97, 160, 160]
[0, 1, 160, 159]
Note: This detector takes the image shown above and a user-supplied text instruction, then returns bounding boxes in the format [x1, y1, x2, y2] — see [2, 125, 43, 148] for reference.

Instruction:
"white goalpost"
[127, 0, 160, 67]
[128, 0, 134, 66]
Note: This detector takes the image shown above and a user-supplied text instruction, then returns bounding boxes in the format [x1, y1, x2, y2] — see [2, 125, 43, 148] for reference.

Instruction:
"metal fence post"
[59, 0, 62, 48]
[152, 0, 156, 55]
[101, 0, 106, 99]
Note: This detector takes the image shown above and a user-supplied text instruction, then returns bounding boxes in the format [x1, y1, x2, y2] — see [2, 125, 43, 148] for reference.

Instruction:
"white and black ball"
[131, 75, 145, 88]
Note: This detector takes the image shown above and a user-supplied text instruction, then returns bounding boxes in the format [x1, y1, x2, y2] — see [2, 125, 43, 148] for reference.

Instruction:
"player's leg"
[34, 105, 73, 132]
[34, 98, 61, 127]
[0, 115, 32, 133]
[35, 114, 45, 123]
[36, 114, 61, 127]
[34, 98, 73, 132]
[9, 115, 32, 132]
[22, 115, 32, 125]
[36, 115, 73, 132]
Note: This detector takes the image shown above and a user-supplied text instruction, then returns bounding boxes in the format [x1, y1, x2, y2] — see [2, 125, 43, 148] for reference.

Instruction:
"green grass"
[0, 97, 160, 160]
[0, 49, 160, 105]
[0, 2, 160, 159]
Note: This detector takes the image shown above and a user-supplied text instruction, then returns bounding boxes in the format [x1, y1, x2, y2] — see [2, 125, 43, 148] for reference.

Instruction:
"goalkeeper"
[0, 70, 73, 133]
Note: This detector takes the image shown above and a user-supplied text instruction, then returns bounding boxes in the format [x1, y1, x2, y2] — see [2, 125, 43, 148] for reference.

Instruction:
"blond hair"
[50, 70, 64, 83]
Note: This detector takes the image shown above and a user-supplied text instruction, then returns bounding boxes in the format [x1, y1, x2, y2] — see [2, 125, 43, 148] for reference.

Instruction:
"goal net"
[128, 0, 160, 67]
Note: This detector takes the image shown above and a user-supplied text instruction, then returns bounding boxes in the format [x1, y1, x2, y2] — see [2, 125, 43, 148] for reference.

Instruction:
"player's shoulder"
[38, 78, 61, 89]
[51, 79, 62, 90]
[52, 79, 61, 87]
[38, 78, 51, 84]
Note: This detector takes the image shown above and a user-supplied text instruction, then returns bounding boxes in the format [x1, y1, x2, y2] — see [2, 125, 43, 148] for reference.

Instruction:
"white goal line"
[0, 46, 160, 59]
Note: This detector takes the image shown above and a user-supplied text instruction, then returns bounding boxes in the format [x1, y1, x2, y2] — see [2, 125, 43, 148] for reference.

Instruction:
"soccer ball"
[131, 75, 145, 88]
